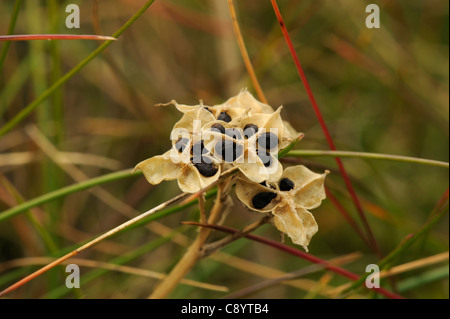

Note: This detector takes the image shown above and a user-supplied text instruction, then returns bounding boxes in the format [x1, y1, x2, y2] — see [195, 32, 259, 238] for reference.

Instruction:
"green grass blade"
[0, 0, 156, 137]
[0, 169, 139, 223]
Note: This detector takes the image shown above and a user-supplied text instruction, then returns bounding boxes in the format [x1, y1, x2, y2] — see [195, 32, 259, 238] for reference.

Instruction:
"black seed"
[257, 150, 272, 167]
[258, 132, 279, 150]
[211, 123, 225, 134]
[194, 162, 218, 177]
[215, 140, 243, 162]
[225, 128, 242, 140]
[217, 111, 232, 122]
[279, 178, 295, 191]
[252, 192, 277, 209]
[192, 140, 208, 156]
[243, 124, 259, 139]
[175, 138, 189, 153]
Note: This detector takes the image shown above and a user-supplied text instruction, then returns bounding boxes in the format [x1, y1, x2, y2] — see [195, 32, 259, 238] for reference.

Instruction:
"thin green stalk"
[344, 207, 448, 295]
[0, 169, 140, 223]
[0, 0, 23, 73]
[397, 265, 449, 293]
[0, 0, 156, 137]
[285, 150, 449, 168]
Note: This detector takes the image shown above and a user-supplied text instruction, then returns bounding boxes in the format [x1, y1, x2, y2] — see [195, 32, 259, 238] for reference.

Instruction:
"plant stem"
[285, 150, 449, 168]
[149, 182, 230, 299]
[0, 0, 23, 73]
[0, 169, 140, 223]
[270, 0, 380, 256]
[227, 0, 268, 103]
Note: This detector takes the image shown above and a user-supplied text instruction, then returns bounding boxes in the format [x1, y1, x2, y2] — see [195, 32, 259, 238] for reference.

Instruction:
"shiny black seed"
[215, 140, 243, 162]
[225, 128, 242, 140]
[211, 123, 225, 134]
[279, 178, 295, 191]
[243, 124, 259, 139]
[252, 192, 277, 209]
[175, 138, 189, 153]
[258, 132, 279, 150]
[257, 150, 272, 167]
[217, 111, 232, 122]
[194, 162, 218, 177]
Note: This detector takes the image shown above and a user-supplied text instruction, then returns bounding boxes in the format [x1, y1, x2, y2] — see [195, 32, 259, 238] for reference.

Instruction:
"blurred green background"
[0, 0, 448, 298]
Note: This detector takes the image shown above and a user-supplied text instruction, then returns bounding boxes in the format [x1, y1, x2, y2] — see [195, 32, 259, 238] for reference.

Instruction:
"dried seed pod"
[134, 149, 221, 193]
[235, 165, 329, 251]
[273, 205, 318, 252]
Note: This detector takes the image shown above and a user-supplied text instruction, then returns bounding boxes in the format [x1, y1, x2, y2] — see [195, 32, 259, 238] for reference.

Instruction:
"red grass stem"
[270, 0, 380, 256]
[183, 221, 404, 299]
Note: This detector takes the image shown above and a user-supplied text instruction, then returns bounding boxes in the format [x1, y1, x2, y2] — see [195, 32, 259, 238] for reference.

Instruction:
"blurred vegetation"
[0, 0, 448, 299]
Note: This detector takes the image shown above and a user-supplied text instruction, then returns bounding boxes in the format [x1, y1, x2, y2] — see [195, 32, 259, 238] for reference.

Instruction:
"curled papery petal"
[133, 150, 181, 185]
[177, 162, 221, 193]
[158, 99, 212, 114]
[222, 89, 275, 114]
[241, 107, 292, 151]
[272, 205, 318, 252]
[235, 178, 279, 212]
[281, 165, 329, 209]
[173, 107, 216, 134]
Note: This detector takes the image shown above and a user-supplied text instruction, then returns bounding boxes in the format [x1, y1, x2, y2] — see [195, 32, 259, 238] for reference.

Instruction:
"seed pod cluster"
[134, 89, 328, 251]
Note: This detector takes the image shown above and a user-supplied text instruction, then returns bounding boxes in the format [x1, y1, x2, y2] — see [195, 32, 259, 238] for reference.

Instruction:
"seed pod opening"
[217, 111, 232, 122]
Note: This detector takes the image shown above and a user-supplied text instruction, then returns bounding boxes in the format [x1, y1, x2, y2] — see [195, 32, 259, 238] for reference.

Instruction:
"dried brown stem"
[149, 179, 232, 299]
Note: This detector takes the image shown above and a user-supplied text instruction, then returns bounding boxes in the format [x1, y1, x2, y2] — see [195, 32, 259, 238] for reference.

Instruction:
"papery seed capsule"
[217, 111, 232, 123]
[257, 149, 272, 167]
[211, 123, 225, 134]
[215, 140, 243, 162]
[204, 107, 213, 114]
[225, 128, 242, 140]
[243, 124, 258, 139]
[252, 192, 277, 209]
[279, 178, 295, 191]
[258, 132, 279, 150]
[175, 137, 190, 153]
[194, 161, 218, 177]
